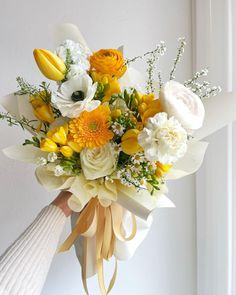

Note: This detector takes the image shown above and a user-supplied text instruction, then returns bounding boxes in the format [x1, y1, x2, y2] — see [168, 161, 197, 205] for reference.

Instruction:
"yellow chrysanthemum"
[69, 105, 113, 148]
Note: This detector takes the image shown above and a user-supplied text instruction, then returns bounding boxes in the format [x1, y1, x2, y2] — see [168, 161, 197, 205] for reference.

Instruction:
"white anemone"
[52, 75, 99, 118]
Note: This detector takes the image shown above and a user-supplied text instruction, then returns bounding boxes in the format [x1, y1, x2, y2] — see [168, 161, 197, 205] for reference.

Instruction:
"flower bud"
[30, 94, 55, 124]
[40, 138, 58, 152]
[60, 146, 73, 158]
[67, 140, 82, 153]
[33, 49, 66, 81]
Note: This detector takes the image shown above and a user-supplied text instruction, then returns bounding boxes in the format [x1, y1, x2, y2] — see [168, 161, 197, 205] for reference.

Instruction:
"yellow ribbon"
[59, 198, 137, 295]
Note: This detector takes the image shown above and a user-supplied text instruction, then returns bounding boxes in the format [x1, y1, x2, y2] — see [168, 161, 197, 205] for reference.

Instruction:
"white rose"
[159, 81, 205, 130]
[80, 143, 118, 180]
[52, 74, 99, 118]
[138, 112, 187, 164]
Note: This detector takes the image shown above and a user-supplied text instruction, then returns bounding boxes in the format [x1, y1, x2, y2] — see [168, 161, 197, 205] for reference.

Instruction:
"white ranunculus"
[159, 81, 205, 131]
[138, 112, 187, 164]
[52, 75, 99, 118]
[80, 143, 118, 180]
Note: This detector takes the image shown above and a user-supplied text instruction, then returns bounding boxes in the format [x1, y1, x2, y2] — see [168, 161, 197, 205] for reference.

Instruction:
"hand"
[51, 191, 72, 217]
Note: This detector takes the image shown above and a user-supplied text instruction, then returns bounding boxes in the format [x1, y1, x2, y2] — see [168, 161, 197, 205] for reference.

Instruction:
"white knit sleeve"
[0, 205, 67, 295]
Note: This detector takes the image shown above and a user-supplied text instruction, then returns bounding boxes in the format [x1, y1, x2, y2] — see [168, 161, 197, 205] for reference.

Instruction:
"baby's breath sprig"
[15, 77, 39, 96]
[125, 42, 166, 66]
[145, 42, 166, 93]
[15, 77, 52, 104]
[201, 86, 222, 99]
[169, 37, 186, 80]
[0, 112, 47, 134]
[184, 68, 208, 87]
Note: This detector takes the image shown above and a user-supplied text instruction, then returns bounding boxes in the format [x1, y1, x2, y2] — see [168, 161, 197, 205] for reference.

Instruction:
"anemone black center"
[71, 90, 85, 102]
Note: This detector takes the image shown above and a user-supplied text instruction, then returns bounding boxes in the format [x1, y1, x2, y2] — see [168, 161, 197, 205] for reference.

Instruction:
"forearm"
[0, 205, 67, 295]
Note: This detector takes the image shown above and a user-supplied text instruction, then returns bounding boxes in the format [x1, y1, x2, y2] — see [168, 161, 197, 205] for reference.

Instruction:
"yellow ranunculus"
[155, 162, 172, 178]
[29, 93, 55, 124]
[121, 129, 143, 155]
[40, 138, 58, 152]
[91, 72, 121, 102]
[60, 146, 73, 158]
[47, 125, 68, 146]
[33, 49, 66, 81]
[90, 49, 126, 78]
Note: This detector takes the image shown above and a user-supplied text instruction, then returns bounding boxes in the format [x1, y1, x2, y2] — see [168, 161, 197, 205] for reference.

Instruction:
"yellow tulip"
[30, 94, 55, 124]
[33, 49, 66, 81]
[40, 138, 58, 152]
[47, 126, 68, 145]
[121, 129, 143, 155]
[60, 146, 73, 158]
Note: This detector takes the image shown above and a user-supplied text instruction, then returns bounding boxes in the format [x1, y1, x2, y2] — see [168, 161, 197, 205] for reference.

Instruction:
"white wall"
[0, 0, 195, 294]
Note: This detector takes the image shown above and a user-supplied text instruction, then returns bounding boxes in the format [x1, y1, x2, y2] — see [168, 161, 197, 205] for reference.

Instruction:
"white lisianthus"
[138, 112, 187, 164]
[56, 39, 90, 77]
[159, 81, 205, 131]
[80, 143, 118, 180]
[52, 75, 99, 118]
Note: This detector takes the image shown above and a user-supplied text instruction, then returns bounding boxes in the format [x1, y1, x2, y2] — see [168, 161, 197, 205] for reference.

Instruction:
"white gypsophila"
[56, 39, 90, 77]
[47, 152, 57, 163]
[52, 75, 99, 118]
[36, 157, 47, 166]
[138, 112, 187, 164]
[159, 80, 205, 131]
[80, 143, 118, 180]
[54, 165, 65, 177]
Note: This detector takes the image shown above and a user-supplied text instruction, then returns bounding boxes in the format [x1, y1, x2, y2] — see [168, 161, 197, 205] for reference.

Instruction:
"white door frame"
[193, 0, 235, 294]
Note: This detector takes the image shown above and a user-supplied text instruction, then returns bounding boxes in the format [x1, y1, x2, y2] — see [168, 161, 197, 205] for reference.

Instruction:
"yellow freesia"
[33, 49, 66, 81]
[60, 146, 73, 158]
[155, 162, 172, 178]
[91, 72, 121, 102]
[67, 140, 83, 153]
[40, 124, 83, 157]
[40, 138, 58, 152]
[29, 92, 55, 124]
[121, 129, 143, 155]
[47, 125, 68, 145]
[138, 93, 163, 124]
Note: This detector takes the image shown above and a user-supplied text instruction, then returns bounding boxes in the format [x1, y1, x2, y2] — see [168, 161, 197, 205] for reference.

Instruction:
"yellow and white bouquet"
[0, 24, 220, 294]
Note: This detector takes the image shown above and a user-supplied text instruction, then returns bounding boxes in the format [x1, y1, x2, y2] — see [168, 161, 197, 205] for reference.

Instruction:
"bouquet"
[0, 24, 220, 294]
